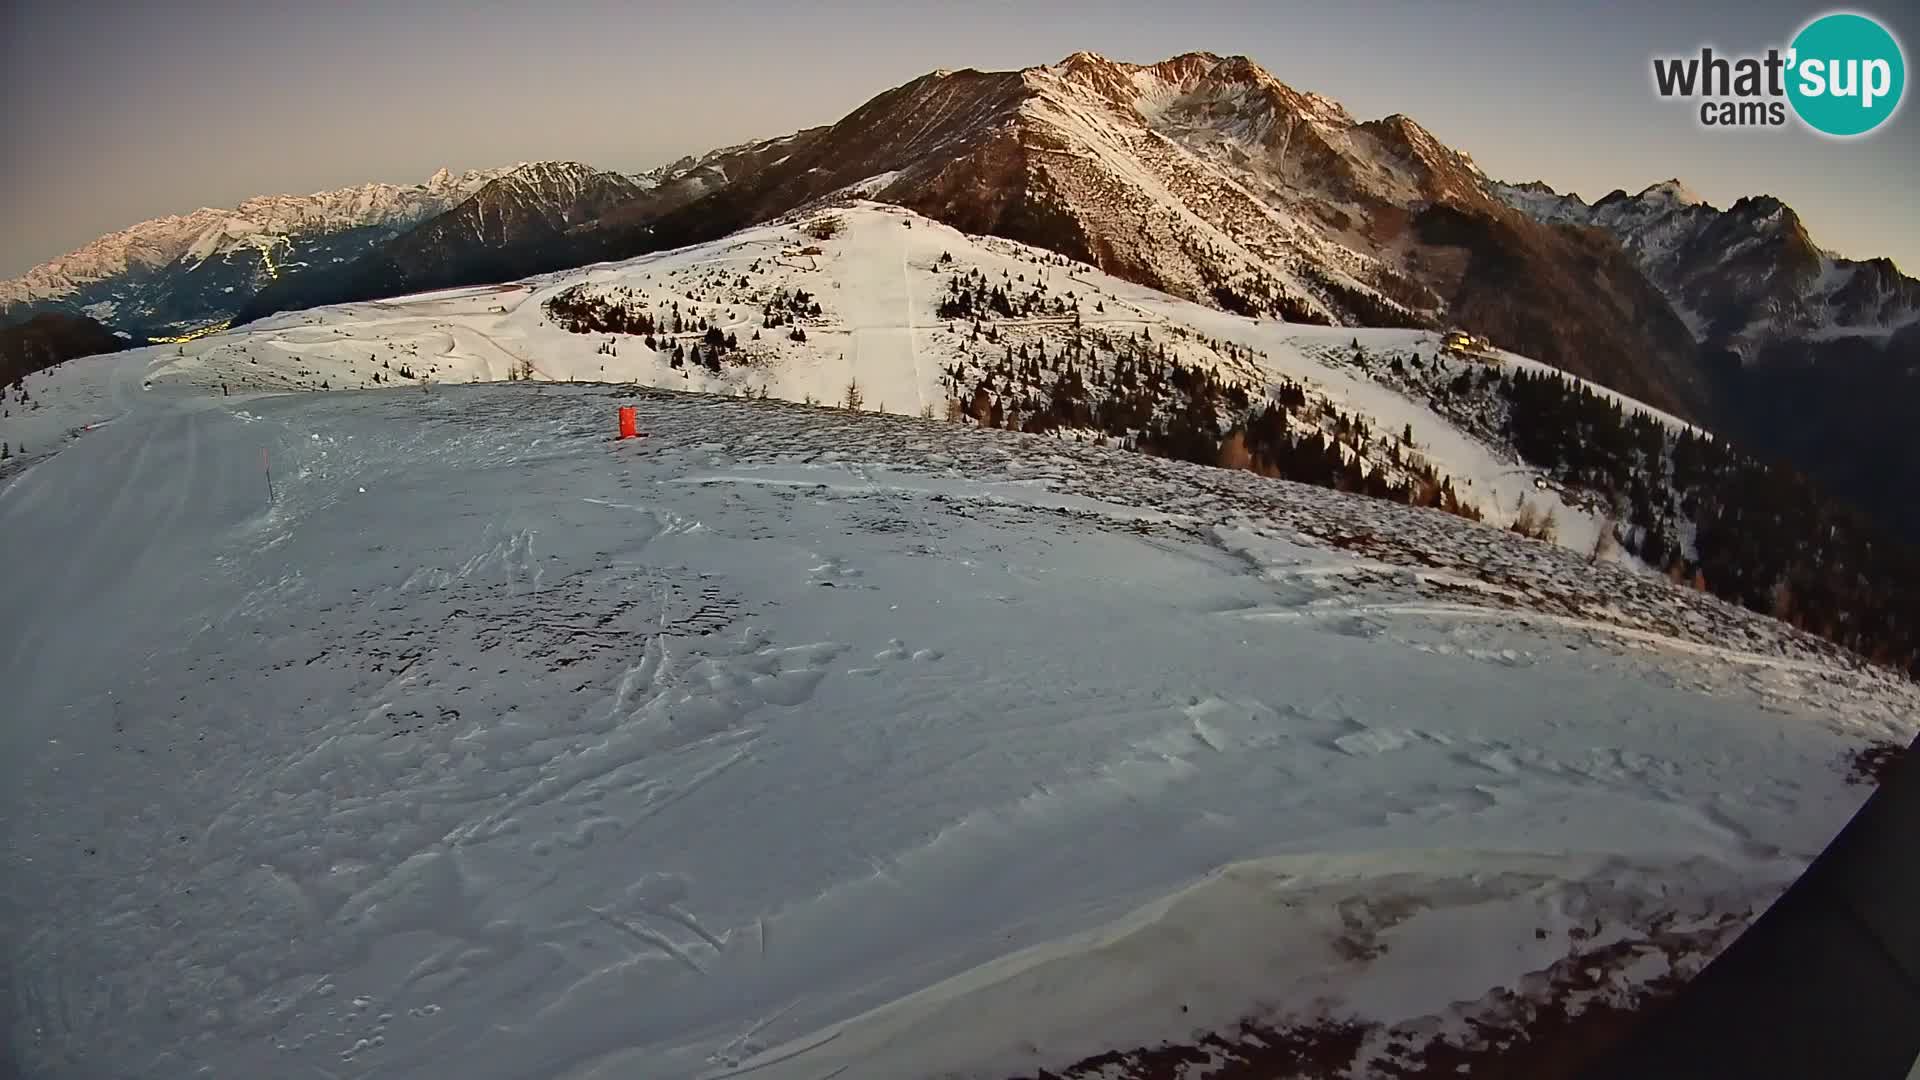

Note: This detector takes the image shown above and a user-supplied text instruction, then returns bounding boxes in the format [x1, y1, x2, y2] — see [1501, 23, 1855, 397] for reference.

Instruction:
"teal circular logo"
[1787, 12, 1906, 136]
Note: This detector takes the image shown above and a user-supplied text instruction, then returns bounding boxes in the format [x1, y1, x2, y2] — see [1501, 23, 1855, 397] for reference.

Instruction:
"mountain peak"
[1050, 49, 1273, 86]
[1057, 49, 1122, 68]
[1727, 193, 1788, 216]
[1034, 48, 1355, 133]
[1371, 112, 1444, 142]
[1201, 53, 1270, 81]
[504, 160, 594, 180]
[1637, 178, 1707, 207]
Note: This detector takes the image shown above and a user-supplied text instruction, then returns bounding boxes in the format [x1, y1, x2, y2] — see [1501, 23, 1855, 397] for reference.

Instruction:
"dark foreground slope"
[1, 312, 131, 387]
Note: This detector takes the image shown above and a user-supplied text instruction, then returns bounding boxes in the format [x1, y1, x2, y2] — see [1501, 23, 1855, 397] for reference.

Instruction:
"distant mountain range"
[1491, 178, 1920, 538]
[0, 167, 514, 338]
[1492, 178, 1920, 351]
[5, 50, 1915, 536]
[234, 137, 820, 322]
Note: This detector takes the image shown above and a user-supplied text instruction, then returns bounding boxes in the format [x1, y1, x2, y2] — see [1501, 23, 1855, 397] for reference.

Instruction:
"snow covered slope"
[100, 202, 1699, 558]
[2, 342, 1913, 1079]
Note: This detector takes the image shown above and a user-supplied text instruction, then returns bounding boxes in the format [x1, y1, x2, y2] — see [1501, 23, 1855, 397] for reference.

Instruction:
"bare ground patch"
[1012, 915, 1744, 1080]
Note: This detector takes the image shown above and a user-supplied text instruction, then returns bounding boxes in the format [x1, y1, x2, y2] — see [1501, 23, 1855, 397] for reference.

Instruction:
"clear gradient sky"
[3, 0, 1915, 278]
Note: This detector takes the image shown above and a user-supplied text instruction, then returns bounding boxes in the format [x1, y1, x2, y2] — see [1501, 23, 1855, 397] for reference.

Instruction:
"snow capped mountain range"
[404, 162, 643, 247]
[7, 49, 1917, 537]
[14, 51, 1911, 375]
[475, 161, 638, 210]
[230, 138, 829, 326]
[1489, 175, 1920, 539]
[1, 166, 509, 309]
[1492, 177, 1920, 353]
[628, 130, 817, 201]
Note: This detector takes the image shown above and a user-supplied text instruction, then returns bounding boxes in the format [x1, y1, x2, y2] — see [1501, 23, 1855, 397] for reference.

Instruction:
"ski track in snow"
[835, 211, 926, 416]
[3, 324, 1918, 1077]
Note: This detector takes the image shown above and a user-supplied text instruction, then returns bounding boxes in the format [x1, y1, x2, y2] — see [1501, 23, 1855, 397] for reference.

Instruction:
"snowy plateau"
[2, 205, 1916, 1079]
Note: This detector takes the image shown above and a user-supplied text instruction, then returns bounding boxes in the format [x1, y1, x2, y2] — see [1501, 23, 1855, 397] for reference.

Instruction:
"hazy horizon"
[4, 0, 1915, 279]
